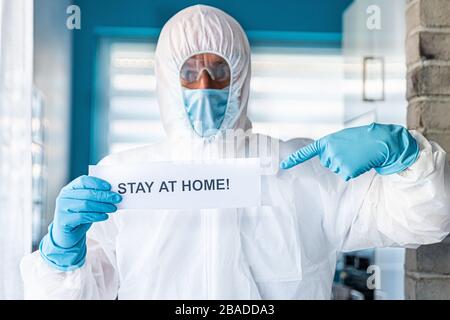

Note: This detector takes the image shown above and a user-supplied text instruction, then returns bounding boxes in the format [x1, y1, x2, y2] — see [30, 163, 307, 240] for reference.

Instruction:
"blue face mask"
[182, 88, 229, 137]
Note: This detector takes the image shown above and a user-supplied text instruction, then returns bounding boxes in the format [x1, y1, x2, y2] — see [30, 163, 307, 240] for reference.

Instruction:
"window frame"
[92, 28, 160, 164]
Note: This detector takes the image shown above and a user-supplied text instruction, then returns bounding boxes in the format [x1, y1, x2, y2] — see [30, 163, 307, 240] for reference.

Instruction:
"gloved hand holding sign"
[39, 175, 122, 271]
[280, 123, 420, 181]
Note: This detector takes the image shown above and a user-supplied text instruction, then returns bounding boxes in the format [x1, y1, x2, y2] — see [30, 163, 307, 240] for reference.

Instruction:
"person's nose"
[197, 69, 214, 89]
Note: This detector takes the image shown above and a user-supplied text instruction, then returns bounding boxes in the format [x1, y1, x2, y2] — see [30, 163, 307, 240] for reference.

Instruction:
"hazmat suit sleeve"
[315, 130, 450, 251]
[20, 158, 120, 300]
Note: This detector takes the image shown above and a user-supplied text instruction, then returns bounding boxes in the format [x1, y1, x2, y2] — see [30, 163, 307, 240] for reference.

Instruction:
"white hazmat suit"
[21, 5, 450, 299]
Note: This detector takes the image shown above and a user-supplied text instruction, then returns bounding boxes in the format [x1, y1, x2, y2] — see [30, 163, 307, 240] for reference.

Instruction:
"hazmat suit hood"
[155, 5, 252, 140]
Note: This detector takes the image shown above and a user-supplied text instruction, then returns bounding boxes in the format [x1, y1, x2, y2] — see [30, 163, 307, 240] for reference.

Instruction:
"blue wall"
[74, 0, 352, 32]
[70, 0, 353, 179]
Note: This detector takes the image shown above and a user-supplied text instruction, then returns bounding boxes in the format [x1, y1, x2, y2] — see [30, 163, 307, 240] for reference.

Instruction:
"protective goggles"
[180, 53, 231, 84]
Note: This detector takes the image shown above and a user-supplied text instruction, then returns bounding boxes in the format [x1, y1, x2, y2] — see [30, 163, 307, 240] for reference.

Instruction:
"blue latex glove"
[39, 175, 122, 271]
[280, 123, 419, 181]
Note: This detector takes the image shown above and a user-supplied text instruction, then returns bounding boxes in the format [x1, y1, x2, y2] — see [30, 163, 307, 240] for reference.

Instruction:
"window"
[95, 41, 345, 158]
[95, 41, 164, 158]
[249, 47, 344, 141]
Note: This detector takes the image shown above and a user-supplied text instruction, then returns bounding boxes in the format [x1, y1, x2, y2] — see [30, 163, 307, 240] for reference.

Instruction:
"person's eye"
[181, 70, 197, 83]
[214, 66, 230, 81]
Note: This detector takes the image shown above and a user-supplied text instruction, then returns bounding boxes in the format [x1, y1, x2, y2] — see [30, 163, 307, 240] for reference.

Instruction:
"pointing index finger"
[280, 140, 321, 169]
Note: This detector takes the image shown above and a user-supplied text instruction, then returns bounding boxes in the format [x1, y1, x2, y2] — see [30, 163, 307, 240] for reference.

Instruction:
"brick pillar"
[405, 0, 450, 299]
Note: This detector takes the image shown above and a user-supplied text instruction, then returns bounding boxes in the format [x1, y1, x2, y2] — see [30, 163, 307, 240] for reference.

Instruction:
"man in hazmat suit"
[21, 5, 450, 299]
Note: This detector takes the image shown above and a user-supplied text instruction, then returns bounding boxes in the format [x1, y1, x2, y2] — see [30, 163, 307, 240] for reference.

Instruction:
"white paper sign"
[88, 158, 261, 210]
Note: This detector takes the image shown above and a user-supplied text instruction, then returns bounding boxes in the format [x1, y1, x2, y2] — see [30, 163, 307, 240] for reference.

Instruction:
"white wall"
[343, 0, 407, 126]
[342, 0, 407, 299]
